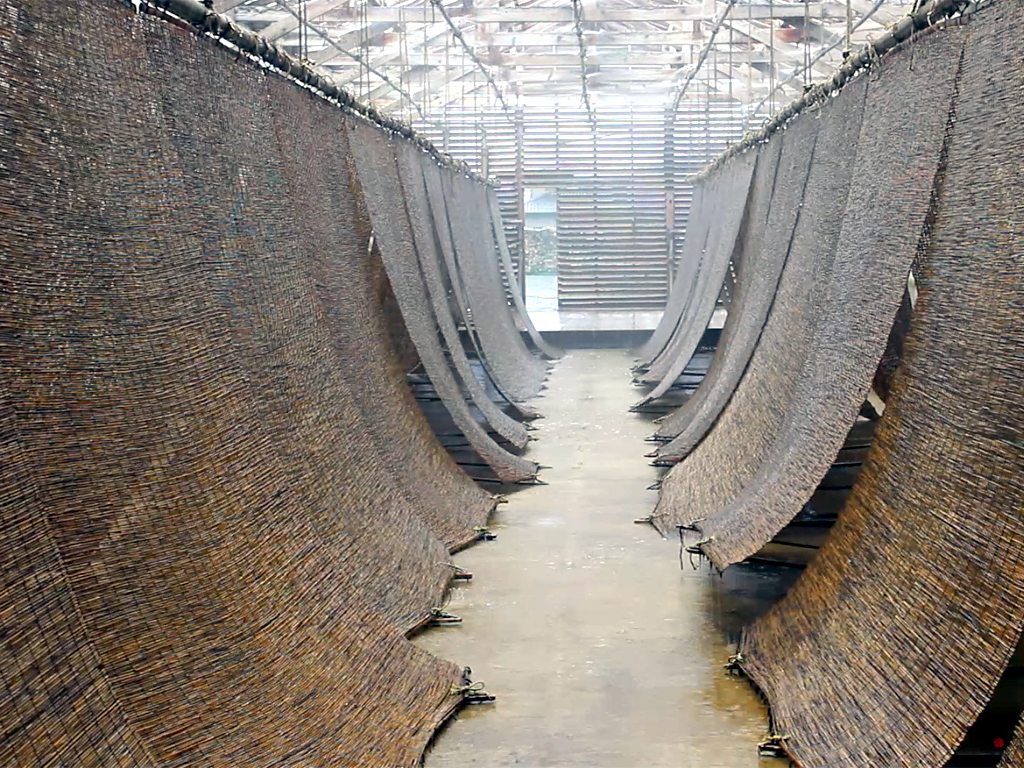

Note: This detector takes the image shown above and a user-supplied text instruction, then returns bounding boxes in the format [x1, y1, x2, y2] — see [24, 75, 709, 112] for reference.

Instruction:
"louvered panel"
[414, 103, 745, 309]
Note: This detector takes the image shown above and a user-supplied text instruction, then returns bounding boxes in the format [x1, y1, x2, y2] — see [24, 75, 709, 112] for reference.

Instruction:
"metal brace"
[430, 608, 462, 626]
[724, 653, 747, 676]
[473, 526, 498, 541]
[757, 734, 789, 759]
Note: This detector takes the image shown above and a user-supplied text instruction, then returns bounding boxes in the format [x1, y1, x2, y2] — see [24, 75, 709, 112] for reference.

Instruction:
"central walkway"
[419, 349, 784, 768]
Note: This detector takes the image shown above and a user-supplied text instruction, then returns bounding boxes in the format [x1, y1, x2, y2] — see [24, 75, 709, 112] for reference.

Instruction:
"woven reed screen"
[740, 5, 1024, 764]
[0, 0, 497, 764]
[486, 188, 563, 360]
[420, 160, 538, 425]
[649, 107, 826, 533]
[635, 181, 708, 367]
[351, 122, 538, 483]
[267, 83, 496, 559]
[638, 171, 723, 379]
[396, 142, 531, 450]
[1001, 718, 1024, 767]
[694, 28, 965, 568]
[442, 172, 549, 401]
[635, 154, 756, 401]
[653, 135, 785, 448]
[0, 390, 159, 766]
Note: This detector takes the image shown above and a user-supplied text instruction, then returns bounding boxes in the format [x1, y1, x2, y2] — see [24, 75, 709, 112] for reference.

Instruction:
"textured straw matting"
[650, 107, 830, 533]
[268, 86, 495, 557]
[396, 143, 531, 450]
[873, 289, 914, 402]
[635, 180, 709, 367]
[351, 123, 538, 483]
[695, 28, 965, 568]
[653, 132, 786, 449]
[271, 99, 494, 555]
[486, 187, 563, 359]
[636, 153, 755, 398]
[1001, 717, 1024, 767]
[741, 6, 1024, 765]
[0, 1, 480, 764]
[0, 389, 158, 767]
[420, 161, 528, 413]
[442, 170, 549, 401]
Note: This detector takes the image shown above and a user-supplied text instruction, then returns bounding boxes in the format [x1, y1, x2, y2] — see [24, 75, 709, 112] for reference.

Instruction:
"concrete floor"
[523, 275, 726, 334]
[418, 349, 787, 768]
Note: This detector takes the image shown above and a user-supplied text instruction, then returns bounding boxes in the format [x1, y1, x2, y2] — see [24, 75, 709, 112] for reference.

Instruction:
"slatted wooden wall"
[415, 103, 745, 309]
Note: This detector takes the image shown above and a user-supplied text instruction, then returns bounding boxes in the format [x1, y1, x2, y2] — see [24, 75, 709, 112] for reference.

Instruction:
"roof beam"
[311, 22, 395, 64]
[480, 31, 709, 45]
[259, 0, 346, 41]
[321, 49, 778, 69]
[722, 16, 837, 80]
[232, 2, 863, 25]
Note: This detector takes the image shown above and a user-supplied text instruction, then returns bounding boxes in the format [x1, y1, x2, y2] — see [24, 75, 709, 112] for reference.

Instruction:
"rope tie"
[450, 681, 486, 696]
[757, 734, 789, 758]
[473, 526, 497, 541]
[866, 40, 884, 79]
[439, 563, 472, 579]
[724, 653, 747, 675]
[430, 608, 462, 624]
[683, 535, 715, 570]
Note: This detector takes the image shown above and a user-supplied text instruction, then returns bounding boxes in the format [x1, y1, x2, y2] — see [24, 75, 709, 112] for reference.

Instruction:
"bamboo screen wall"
[0, 0, 554, 764]
[1002, 718, 1024, 767]
[416, 105, 746, 309]
[636, 0, 1024, 763]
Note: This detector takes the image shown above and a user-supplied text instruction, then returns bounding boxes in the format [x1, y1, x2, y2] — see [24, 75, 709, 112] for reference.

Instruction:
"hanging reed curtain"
[350, 121, 538, 483]
[634, 181, 710, 368]
[648, 107, 824, 534]
[688, 25, 966, 568]
[396, 143, 532, 449]
[652, 135, 785, 450]
[740, 4, 1024, 764]
[1002, 718, 1024, 767]
[633, 153, 756, 404]
[486, 187, 563, 360]
[266, 79, 496, 560]
[0, 0, 495, 764]
[443, 171, 550, 401]
[419, 160, 535, 420]
[655, 75, 866, 536]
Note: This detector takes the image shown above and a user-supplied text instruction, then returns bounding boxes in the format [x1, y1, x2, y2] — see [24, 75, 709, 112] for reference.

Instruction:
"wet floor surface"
[418, 349, 789, 768]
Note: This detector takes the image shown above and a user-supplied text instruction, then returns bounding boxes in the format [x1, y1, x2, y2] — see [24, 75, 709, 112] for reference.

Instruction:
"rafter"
[223, 0, 911, 119]
[259, 0, 347, 41]
[671, 0, 736, 113]
[232, 2, 876, 25]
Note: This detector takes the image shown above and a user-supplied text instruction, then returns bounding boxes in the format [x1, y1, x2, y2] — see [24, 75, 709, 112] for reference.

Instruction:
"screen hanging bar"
[131, 0, 490, 182]
[695, 0, 972, 181]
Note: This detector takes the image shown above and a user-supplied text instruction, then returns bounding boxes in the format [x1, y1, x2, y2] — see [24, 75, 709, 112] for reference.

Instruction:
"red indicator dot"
[995, 738, 1005, 749]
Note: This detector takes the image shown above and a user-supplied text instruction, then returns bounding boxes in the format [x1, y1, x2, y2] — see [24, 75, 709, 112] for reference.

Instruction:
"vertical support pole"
[745, 0, 753, 128]
[845, 0, 853, 54]
[804, 0, 811, 88]
[590, 106, 599, 310]
[664, 106, 676, 297]
[768, 0, 775, 115]
[481, 125, 490, 179]
[515, 108, 527, 304]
